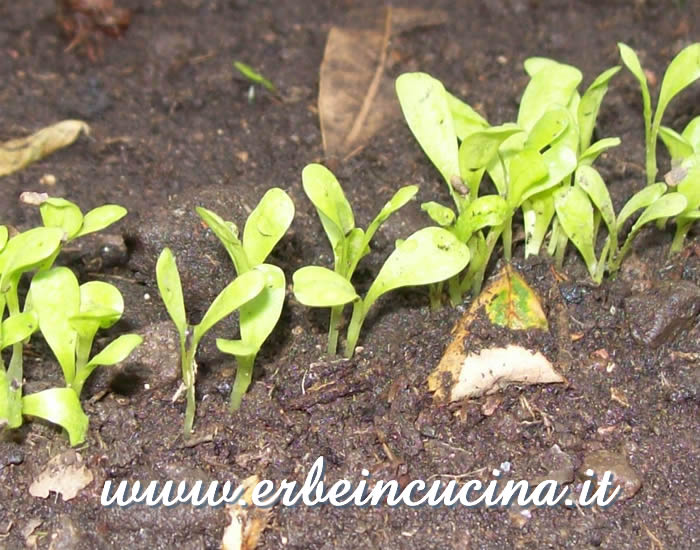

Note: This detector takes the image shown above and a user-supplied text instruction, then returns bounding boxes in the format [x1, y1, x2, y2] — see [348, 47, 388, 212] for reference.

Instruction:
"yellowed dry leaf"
[319, 6, 447, 160]
[28, 450, 93, 501]
[0, 120, 89, 177]
[221, 475, 271, 550]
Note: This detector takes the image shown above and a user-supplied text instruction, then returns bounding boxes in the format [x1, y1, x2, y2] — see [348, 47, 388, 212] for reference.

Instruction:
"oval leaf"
[243, 188, 295, 266]
[396, 73, 460, 186]
[617, 183, 667, 230]
[630, 193, 688, 234]
[22, 388, 89, 447]
[578, 66, 620, 151]
[86, 334, 143, 368]
[194, 269, 265, 343]
[575, 165, 616, 237]
[0, 227, 64, 291]
[40, 198, 83, 240]
[365, 227, 470, 310]
[76, 205, 127, 238]
[293, 266, 358, 307]
[555, 185, 596, 275]
[525, 108, 570, 151]
[155, 248, 187, 342]
[238, 264, 287, 351]
[302, 164, 355, 249]
[1, 311, 38, 349]
[459, 124, 522, 171]
[421, 201, 455, 227]
[78, 281, 124, 328]
[656, 43, 700, 123]
[579, 137, 621, 166]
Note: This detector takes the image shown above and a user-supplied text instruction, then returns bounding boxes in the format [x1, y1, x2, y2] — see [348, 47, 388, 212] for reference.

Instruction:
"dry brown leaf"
[429, 266, 565, 401]
[319, 6, 447, 160]
[0, 120, 89, 177]
[28, 450, 93, 501]
[221, 475, 272, 550]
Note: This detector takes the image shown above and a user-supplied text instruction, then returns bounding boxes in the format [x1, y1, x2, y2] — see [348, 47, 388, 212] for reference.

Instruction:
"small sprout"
[197, 188, 294, 411]
[298, 163, 418, 355]
[156, 248, 265, 433]
[234, 61, 279, 98]
[618, 42, 700, 185]
[294, 227, 470, 358]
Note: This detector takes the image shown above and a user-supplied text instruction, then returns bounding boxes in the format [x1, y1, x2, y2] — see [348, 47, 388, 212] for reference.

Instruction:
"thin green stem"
[344, 300, 365, 359]
[5, 284, 23, 428]
[230, 354, 255, 411]
[448, 276, 462, 306]
[554, 231, 568, 270]
[670, 220, 691, 254]
[327, 305, 343, 356]
[466, 224, 503, 296]
[182, 343, 197, 435]
[429, 282, 443, 311]
[502, 216, 513, 262]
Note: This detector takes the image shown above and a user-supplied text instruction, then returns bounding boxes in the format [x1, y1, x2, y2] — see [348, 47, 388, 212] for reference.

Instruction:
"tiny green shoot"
[294, 226, 470, 358]
[156, 248, 264, 434]
[196, 188, 294, 411]
[299, 163, 418, 354]
[234, 61, 279, 99]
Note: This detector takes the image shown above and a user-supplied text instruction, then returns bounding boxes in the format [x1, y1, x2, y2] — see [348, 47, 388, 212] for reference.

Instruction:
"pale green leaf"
[579, 137, 621, 166]
[555, 185, 596, 275]
[575, 165, 616, 238]
[292, 266, 358, 307]
[523, 189, 557, 257]
[237, 264, 286, 352]
[0, 311, 38, 349]
[76, 205, 127, 238]
[445, 91, 489, 140]
[0, 227, 64, 291]
[302, 164, 354, 250]
[656, 43, 700, 126]
[578, 66, 621, 152]
[659, 126, 693, 163]
[216, 339, 257, 357]
[455, 195, 507, 240]
[40, 198, 83, 240]
[22, 388, 89, 447]
[421, 202, 455, 227]
[459, 124, 523, 171]
[617, 183, 667, 230]
[508, 149, 549, 208]
[243, 188, 295, 266]
[155, 248, 187, 342]
[525, 108, 570, 151]
[681, 116, 700, 152]
[196, 207, 248, 274]
[85, 334, 143, 368]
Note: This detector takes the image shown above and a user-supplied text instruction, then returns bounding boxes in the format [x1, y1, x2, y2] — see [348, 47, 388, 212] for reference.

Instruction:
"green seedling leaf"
[76, 205, 127, 238]
[575, 165, 616, 239]
[578, 66, 621, 152]
[459, 124, 522, 171]
[40, 198, 83, 240]
[193, 269, 265, 344]
[362, 185, 418, 250]
[482, 264, 549, 330]
[234, 61, 278, 94]
[293, 266, 358, 307]
[22, 388, 88, 447]
[525, 108, 570, 151]
[29, 267, 80, 383]
[243, 188, 295, 266]
[508, 149, 549, 208]
[524, 143, 578, 202]
[364, 227, 470, 311]
[523, 190, 556, 257]
[196, 207, 248, 274]
[237, 264, 286, 352]
[617, 183, 667, 230]
[396, 73, 460, 187]
[579, 137, 621, 166]
[0, 226, 8, 251]
[618, 43, 651, 132]
[555, 185, 596, 276]
[455, 195, 507, 240]
[302, 163, 355, 251]
[85, 334, 143, 368]
[78, 281, 124, 328]
[627, 194, 687, 239]
[445, 91, 489, 140]
[655, 43, 700, 128]
[682, 116, 700, 152]
[0, 311, 38, 349]
[421, 202, 455, 227]
[216, 339, 257, 357]
[518, 59, 582, 132]
[0, 227, 64, 292]
[156, 248, 187, 342]
[659, 126, 694, 163]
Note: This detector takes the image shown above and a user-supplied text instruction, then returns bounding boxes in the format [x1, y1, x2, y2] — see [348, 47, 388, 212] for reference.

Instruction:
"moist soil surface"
[1, 1, 699, 549]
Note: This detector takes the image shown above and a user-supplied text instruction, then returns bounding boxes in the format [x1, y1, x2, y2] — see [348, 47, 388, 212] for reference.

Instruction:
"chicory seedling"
[196, 188, 294, 411]
[659, 116, 700, 252]
[156, 248, 264, 434]
[618, 42, 700, 186]
[300, 163, 418, 355]
[293, 226, 470, 358]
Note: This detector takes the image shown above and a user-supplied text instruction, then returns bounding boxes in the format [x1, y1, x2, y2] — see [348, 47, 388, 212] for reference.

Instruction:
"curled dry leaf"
[221, 475, 271, 550]
[28, 450, 93, 501]
[319, 6, 447, 160]
[0, 120, 89, 177]
[429, 264, 565, 401]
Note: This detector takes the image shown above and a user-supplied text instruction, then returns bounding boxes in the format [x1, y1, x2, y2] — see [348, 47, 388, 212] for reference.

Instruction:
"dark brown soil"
[1, 1, 698, 549]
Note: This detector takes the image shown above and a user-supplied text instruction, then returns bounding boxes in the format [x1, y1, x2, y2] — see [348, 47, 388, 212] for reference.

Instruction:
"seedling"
[293, 226, 470, 358]
[156, 248, 264, 434]
[659, 116, 700, 252]
[234, 61, 280, 101]
[618, 42, 700, 186]
[196, 188, 294, 411]
[396, 61, 620, 295]
[298, 163, 418, 355]
[25, 267, 142, 444]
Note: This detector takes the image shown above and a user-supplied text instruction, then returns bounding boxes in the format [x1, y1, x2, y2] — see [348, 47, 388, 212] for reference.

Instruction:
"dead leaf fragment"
[483, 264, 549, 330]
[221, 475, 271, 550]
[319, 6, 447, 160]
[29, 450, 93, 501]
[447, 345, 564, 401]
[0, 120, 89, 177]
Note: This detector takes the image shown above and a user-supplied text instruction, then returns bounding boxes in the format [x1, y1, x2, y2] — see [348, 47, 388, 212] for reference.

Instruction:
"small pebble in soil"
[624, 280, 700, 347]
[578, 450, 642, 501]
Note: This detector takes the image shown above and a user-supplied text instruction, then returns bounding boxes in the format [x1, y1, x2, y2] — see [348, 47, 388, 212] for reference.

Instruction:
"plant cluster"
[396, 42, 699, 292]
[0, 196, 140, 445]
